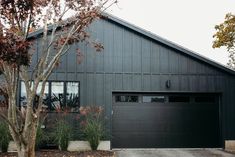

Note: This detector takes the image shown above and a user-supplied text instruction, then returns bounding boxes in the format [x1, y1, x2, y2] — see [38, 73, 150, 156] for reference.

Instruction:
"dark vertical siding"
[142, 38, 151, 73]
[160, 46, 169, 73]
[151, 43, 160, 73]
[113, 24, 123, 73]
[31, 19, 235, 143]
[132, 74, 142, 91]
[123, 30, 132, 73]
[179, 54, 188, 73]
[104, 73, 113, 132]
[179, 75, 189, 91]
[169, 49, 179, 73]
[132, 35, 142, 73]
[76, 42, 85, 73]
[104, 20, 113, 73]
[95, 74, 104, 105]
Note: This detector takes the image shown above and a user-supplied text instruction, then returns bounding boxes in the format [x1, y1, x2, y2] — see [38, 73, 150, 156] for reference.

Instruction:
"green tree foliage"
[213, 13, 235, 69]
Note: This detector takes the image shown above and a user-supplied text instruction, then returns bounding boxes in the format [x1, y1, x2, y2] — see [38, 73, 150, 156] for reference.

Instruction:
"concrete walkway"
[115, 149, 235, 157]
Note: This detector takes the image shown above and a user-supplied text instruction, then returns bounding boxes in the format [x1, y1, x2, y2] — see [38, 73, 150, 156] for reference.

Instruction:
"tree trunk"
[27, 130, 36, 157]
[8, 94, 38, 157]
[17, 146, 35, 157]
[16, 131, 36, 157]
[17, 146, 27, 157]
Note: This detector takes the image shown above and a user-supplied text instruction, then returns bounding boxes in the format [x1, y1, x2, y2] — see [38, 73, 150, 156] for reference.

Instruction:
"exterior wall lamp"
[165, 80, 171, 89]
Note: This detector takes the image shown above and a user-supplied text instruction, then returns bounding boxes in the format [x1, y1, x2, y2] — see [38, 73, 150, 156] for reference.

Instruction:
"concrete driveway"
[115, 149, 235, 157]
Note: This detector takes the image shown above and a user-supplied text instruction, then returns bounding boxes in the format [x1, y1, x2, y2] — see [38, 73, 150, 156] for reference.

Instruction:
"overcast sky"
[106, 0, 235, 65]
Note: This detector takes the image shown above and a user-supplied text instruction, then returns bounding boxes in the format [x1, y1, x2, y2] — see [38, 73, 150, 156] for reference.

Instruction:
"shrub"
[53, 119, 72, 151]
[35, 124, 49, 150]
[79, 106, 105, 150]
[0, 122, 10, 152]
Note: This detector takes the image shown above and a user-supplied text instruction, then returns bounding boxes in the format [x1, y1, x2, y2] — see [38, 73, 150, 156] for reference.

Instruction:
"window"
[115, 95, 139, 102]
[37, 82, 49, 96]
[195, 96, 215, 103]
[51, 82, 64, 110]
[37, 82, 50, 109]
[20, 82, 27, 107]
[66, 82, 79, 111]
[20, 81, 80, 112]
[143, 96, 165, 103]
[20, 82, 50, 109]
[169, 96, 190, 102]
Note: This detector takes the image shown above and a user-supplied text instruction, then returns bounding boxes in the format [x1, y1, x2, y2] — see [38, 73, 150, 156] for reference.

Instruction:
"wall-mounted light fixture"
[165, 80, 171, 89]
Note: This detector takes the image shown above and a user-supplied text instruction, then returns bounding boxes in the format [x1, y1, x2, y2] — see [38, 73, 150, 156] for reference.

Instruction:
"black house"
[23, 14, 235, 149]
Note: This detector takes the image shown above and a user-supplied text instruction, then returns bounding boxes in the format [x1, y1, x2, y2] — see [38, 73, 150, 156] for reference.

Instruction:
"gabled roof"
[29, 13, 235, 75]
[103, 13, 235, 75]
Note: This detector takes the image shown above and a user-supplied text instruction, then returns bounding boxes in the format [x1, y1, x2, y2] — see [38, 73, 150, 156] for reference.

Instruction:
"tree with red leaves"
[0, 0, 116, 157]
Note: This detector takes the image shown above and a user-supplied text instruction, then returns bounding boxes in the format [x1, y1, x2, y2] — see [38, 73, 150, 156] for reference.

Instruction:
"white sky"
[107, 0, 235, 65]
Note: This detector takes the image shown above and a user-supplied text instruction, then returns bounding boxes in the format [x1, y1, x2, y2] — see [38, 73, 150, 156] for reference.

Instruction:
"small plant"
[53, 119, 72, 151]
[0, 122, 10, 152]
[79, 106, 105, 150]
[35, 124, 48, 150]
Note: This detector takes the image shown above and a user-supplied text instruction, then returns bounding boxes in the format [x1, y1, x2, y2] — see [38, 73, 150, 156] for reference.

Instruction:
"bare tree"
[0, 0, 117, 157]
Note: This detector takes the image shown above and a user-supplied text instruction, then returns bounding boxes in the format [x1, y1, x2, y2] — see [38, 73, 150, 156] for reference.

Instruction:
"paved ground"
[115, 149, 235, 157]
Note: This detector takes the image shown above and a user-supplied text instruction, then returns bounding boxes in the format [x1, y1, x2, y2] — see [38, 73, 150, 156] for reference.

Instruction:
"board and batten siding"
[31, 18, 235, 144]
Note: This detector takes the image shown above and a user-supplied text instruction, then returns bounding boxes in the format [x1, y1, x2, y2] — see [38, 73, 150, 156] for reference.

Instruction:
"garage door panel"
[113, 131, 219, 148]
[113, 132, 219, 148]
[113, 104, 161, 119]
[113, 132, 168, 148]
[113, 105, 219, 133]
[112, 93, 220, 148]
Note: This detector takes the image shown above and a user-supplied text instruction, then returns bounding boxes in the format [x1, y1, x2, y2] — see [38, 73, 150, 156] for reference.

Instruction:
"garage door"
[112, 93, 220, 148]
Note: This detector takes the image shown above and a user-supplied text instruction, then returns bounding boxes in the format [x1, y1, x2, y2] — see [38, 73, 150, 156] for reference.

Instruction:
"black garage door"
[112, 93, 220, 148]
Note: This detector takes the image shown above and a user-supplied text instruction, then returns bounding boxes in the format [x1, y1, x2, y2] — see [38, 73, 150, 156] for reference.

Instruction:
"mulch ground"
[0, 150, 115, 157]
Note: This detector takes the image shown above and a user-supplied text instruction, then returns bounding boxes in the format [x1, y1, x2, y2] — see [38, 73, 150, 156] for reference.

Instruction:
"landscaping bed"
[0, 150, 115, 157]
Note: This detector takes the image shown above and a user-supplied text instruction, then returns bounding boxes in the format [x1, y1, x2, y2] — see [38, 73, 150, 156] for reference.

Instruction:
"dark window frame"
[65, 82, 80, 110]
[19, 80, 80, 112]
[194, 96, 215, 103]
[168, 95, 190, 103]
[115, 95, 139, 103]
[50, 81, 65, 111]
[142, 95, 166, 103]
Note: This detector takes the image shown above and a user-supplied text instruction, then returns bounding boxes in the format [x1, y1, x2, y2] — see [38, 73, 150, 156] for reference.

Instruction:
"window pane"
[115, 96, 138, 102]
[37, 82, 49, 110]
[195, 96, 215, 103]
[169, 96, 190, 102]
[51, 82, 64, 110]
[37, 82, 49, 95]
[20, 82, 34, 107]
[143, 96, 165, 103]
[20, 82, 49, 109]
[66, 82, 79, 111]
[20, 82, 27, 107]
